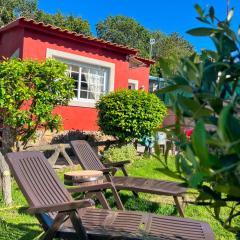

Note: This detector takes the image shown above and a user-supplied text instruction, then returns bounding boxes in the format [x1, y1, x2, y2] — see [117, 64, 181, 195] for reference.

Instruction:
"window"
[128, 79, 138, 90]
[66, 63, 108, 101]
[46, 49, 115, 108]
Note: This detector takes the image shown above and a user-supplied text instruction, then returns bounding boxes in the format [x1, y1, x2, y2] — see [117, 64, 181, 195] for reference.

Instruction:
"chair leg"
[182, 195, 187, 208]
[94, 191, 111, 210]
[69, 211, 88, 240]
[110, 186, 125, 210]
[39, 212, 67, 240]
[173, 196, 184, 218]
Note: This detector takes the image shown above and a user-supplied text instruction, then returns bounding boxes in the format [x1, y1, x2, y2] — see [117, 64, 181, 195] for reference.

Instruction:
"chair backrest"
[6, 151, 72, 207]
[70, 140, 105, 170]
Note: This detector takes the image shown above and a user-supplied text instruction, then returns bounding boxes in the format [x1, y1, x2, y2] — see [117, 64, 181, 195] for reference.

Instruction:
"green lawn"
[0, 155, 238, 239]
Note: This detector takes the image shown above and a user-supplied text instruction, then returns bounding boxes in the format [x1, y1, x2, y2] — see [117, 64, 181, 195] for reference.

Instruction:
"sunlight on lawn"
[0, 155, 237, 240]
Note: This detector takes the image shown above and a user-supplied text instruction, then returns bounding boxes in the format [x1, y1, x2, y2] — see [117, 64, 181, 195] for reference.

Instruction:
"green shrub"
[0, 58, 74, 150]
[158, 4, 240, 234]
[96, 89, 167, 143]
[103, 144, 139, 162]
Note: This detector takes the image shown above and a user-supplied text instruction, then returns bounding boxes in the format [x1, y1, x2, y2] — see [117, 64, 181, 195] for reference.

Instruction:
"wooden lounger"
[6, 151, 215, 240]
[71, 140, 186, 217]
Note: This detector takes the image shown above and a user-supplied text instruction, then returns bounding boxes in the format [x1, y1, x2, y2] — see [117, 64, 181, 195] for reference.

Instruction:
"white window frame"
[128, 79, 139, 90]
[46, 48, 115, 108]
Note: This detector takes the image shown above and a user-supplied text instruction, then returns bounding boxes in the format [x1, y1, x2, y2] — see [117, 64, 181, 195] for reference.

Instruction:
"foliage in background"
[0, 0, 37, 26]
[0, 0, 91, 35]
[96, 16, 193, 76]
[103, 144, 140, 163]
[96, 89, 167, 143]
[0, 58, 74, 150]
[34, 10, 91, 35]
[155, 33, 194, 77]
[157, 4, 240, 234]
[96, 16, 151, 58]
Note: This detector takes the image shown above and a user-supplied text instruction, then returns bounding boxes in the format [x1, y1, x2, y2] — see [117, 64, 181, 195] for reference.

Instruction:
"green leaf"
[194, 4, 204, 17]
[196, 17, 210, 24]
[178, 95, 212, 118]
[187, 27, 217, 36]
[214, 184, 240, 197]
[180, 156, 192, 175]
[157, 84, 192, 94]
[189, 172, 204, 187]
[192, 120, 209, 167]
[212, 33, 238, 56]
[218, 105, 240, 152]
[209, 6, 215, 23]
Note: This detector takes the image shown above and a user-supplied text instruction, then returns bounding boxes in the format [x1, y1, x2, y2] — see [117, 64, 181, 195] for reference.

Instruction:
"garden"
[0, 2, 240, 240]
[0, 154, 237, 240]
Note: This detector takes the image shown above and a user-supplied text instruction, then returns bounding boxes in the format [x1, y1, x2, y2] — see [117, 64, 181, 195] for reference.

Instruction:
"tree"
[96, 16, 193, 76]
[157, 4, 240, 235]
[0, 0, 91, 35]
[154, 32, 194, 77]
[0, 0, 37, 27]
[34, 10, 91, 35]
[96, 16, 151, 57]
[96, 89, 167, 143]
[0, 58, 74, 205]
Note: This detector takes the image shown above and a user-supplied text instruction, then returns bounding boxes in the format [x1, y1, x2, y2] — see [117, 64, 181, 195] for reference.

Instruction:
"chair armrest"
[27, 199, 94, 214]
[104, 160, 131, 168]
[99, 168, 113, 174]
[67, 182, 114, 193]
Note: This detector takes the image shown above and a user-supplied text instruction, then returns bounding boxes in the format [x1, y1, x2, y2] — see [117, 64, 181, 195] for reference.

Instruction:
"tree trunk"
[0, 126, 14, 205]
[0, 151, 12, 205]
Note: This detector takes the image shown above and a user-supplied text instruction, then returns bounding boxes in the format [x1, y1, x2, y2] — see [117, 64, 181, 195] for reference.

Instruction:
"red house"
[0, 18, 154, 132]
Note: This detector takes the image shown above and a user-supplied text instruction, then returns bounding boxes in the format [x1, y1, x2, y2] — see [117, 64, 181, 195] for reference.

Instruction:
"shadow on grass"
[154, 167, 186, 182]
[104, 191, 178, 216]
[70, 189, 178, 216]
[0, 218, 41, 240]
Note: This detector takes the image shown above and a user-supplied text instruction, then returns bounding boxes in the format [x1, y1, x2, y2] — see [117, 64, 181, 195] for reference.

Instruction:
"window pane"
[74, 81, 78, 89]
[80, 90, 88, 99]
[128, 83, 136, 90]
[74, 90, 78, 98]
[71, 65, 79, 72]
[80, 75, 88, 91]
[88, 91, 95, 100]
[82, 67, 88, 74]
[71, 72, 79, 80]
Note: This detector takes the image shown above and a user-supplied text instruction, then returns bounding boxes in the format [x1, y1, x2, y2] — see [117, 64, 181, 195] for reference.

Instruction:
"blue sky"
[38, 0, 240, 52]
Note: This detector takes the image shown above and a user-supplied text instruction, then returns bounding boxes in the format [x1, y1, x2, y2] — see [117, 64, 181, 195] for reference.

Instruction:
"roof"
[135, 56, 155, 65]
[0, 17, 139, 55]
[0, 17, 155, 65]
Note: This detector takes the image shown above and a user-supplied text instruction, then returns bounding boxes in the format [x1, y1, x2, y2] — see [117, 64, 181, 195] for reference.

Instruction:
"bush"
[103, 144, 139, 163]
[96, 89, 167, 143]
[158, 4, 240, 234]
[0, 58, 74, 150]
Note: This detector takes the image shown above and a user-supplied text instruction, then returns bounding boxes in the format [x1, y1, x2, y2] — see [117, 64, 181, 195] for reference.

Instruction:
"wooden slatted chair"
[71, 140, 187, 217]
[6, 151, 215, 240]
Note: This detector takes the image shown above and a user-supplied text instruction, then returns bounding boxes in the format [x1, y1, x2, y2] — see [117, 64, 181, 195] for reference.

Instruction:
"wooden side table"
[64, 170, 104, 186]
[64, 170, 112, 210]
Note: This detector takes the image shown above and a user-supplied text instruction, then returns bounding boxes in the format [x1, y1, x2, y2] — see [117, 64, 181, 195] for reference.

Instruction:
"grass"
[0, 155, 238, 239]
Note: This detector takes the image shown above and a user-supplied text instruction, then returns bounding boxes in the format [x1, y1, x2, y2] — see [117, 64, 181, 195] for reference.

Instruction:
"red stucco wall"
[128, 66, 150, 90]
